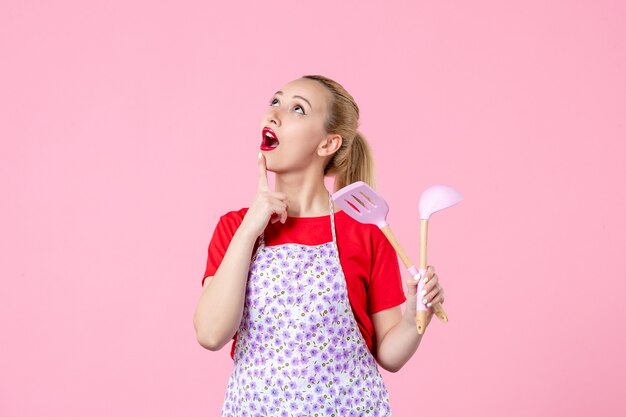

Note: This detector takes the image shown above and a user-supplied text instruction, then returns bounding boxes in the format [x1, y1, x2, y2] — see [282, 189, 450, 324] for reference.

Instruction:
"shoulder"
[218, 207, 249, 223]
[335, 210, 388, 246]
[212, 207, 249, 235]
[334, 211, 391, 262]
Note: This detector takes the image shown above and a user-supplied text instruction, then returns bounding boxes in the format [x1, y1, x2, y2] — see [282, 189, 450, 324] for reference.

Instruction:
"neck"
[274, 172, 340, 217]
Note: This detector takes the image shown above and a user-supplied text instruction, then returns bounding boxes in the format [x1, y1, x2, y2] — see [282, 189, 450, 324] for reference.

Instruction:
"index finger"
[258, 152, 270, 191]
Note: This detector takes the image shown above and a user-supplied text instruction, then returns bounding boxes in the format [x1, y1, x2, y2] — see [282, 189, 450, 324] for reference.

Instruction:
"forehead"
[279, 78, 331, 111]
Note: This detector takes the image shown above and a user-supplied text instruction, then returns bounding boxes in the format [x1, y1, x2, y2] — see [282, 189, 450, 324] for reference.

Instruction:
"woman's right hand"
[240, 152, 289, 238]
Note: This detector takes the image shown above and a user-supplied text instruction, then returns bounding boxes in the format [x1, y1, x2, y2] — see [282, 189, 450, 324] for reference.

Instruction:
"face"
[259, 78, 341, 173]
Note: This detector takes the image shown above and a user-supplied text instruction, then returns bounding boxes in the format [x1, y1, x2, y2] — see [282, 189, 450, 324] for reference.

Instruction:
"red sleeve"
[367, 227, 407, 314]
[201, 209, 248, 287]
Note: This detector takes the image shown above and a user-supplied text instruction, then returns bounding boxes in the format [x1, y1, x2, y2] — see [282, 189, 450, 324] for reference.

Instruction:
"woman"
[194, 75, 446, 416]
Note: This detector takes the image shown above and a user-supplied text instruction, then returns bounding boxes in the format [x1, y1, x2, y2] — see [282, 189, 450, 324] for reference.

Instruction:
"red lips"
[261, 127, 279, 151]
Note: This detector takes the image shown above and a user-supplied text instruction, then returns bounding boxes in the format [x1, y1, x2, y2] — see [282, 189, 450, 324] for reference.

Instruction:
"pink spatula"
[332, 181, 450, 334]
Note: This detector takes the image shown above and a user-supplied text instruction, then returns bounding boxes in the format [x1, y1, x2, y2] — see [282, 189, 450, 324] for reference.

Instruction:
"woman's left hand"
[404, 265, 446, 324]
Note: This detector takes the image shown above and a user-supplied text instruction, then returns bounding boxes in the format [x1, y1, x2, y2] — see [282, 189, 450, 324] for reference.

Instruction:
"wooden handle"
[381, 224, 447, 334]
[420, 219, 448, 326]
[380, 225, 413, 269]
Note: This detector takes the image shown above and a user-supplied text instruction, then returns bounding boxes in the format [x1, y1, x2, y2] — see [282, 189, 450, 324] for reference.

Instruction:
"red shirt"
[202, 208, 407, 360]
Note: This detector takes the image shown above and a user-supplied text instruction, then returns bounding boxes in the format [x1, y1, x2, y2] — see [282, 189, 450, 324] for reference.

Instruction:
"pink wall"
[2, 0, 625, 416]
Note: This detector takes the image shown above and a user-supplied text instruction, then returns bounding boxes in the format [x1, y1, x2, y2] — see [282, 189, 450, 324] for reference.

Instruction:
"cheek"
[284, 124, 319, 144]
[299, 121, 326, 142]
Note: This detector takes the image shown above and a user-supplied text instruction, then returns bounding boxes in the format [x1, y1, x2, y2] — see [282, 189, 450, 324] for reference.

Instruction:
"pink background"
[2, 0, 625, 416]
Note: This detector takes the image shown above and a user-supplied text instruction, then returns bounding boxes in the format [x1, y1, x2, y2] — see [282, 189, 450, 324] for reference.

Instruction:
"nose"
[266, 106, 281, 127]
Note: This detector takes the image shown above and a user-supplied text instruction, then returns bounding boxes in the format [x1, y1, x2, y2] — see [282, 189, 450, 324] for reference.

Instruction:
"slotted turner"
[332, 181, 448, 334]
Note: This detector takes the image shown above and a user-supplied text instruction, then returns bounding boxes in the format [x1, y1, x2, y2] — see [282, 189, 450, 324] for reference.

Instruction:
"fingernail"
[420, 289, 427, 296]
[423, 298, 428, 304]
[423, 277, 428, 284]
[427, 302, 432, 308]
[258, 151, 262, 159]
[413, 274, 420, 281]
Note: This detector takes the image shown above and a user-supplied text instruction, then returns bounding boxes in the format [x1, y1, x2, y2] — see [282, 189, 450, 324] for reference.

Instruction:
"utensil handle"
[380, 225, 441, 334]
[420, 220, 449, 325]
[380, 225, 413, 269]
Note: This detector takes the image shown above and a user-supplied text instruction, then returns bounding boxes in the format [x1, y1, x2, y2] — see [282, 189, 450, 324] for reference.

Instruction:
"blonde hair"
[302, 75, 377, 192]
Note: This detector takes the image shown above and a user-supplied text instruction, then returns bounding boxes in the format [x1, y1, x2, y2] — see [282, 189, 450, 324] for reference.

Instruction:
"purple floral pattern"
[220, 200, 392, 416]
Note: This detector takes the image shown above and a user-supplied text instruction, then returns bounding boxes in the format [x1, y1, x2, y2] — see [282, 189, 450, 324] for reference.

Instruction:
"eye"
[269, 98, 279, 106]
[294, 105, 305, 115]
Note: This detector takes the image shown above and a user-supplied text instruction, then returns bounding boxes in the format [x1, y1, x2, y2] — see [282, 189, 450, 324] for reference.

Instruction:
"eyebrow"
[275, 91, 313, 111]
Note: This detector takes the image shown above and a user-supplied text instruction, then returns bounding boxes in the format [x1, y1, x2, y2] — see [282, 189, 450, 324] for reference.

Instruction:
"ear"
[317, 134, 342, 157]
